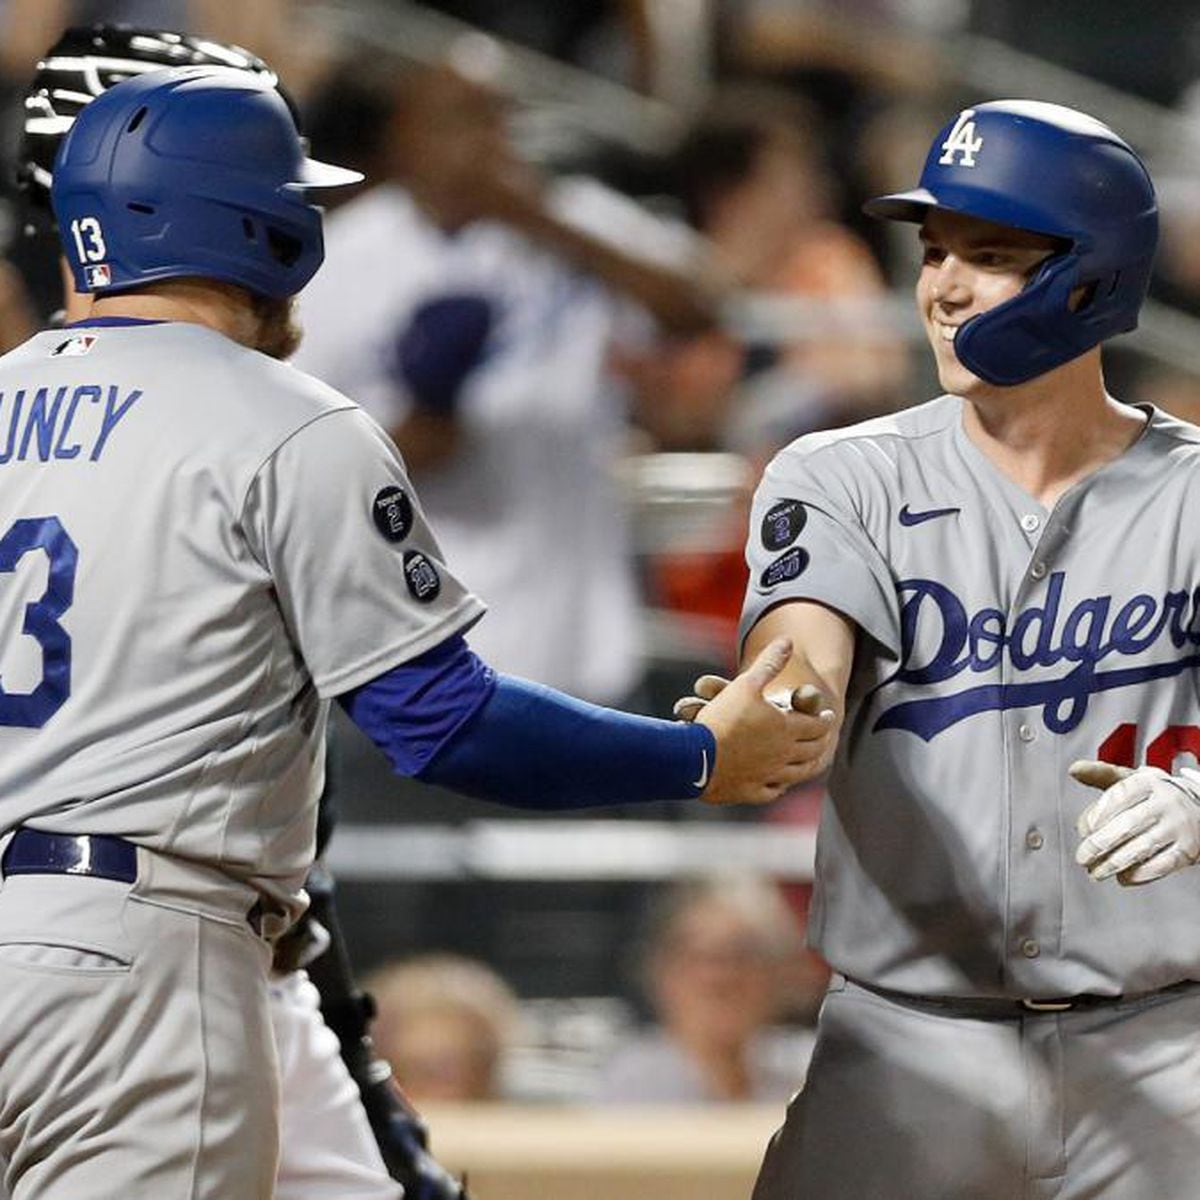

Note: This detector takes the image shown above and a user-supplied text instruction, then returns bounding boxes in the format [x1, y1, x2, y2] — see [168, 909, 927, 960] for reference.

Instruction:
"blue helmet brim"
[863, 186, 1076, 245]
[861, 187, 937, 223]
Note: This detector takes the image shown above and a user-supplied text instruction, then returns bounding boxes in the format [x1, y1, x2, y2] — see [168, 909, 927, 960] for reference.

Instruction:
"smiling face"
[917, 208, 1065, 396]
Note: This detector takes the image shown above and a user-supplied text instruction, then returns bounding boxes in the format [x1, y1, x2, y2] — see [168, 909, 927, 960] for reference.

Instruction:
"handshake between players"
[688, 636, 839, 807]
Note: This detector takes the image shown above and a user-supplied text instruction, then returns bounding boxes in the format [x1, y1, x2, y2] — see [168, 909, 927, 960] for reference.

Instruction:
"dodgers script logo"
[874, 573, 1200, 741]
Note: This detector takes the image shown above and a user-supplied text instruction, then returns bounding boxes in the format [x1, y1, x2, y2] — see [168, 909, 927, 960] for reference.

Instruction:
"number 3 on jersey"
[0, 518, 77, 727]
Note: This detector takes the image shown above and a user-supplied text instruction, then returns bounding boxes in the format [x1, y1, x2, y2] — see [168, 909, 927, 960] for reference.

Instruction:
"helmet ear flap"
[955, 254, 1084, 385]
[954, 249, 1154, 386]
[1071, 279, 1101, 314]
[266, 225, 304, 268]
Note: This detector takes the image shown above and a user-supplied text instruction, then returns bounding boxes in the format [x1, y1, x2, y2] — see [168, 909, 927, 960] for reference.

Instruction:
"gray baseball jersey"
[741, 394, 1200, 998]
[0, 320, 484, 921]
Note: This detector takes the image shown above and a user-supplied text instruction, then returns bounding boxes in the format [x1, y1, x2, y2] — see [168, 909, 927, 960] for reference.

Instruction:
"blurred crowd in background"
[3, 0, 1200, 1107]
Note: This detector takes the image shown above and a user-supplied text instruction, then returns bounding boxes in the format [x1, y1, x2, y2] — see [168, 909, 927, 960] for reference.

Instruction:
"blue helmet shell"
[865, 100, 1158, 386]
[51, 66, 361, 299]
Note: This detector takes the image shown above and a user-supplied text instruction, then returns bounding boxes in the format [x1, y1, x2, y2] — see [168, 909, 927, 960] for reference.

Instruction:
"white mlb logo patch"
[50, 335, 97, 358]
[84, 263, 111, 288]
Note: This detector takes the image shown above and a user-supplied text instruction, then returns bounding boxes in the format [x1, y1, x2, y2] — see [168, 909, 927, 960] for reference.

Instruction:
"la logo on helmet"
[939, 109, 984, 167]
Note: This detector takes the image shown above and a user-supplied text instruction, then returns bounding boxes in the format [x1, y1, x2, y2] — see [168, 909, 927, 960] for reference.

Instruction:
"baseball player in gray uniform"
[711, 100, 1200, 1199]
[0, 66, 830, 1200]
[19, 26, 472, 1200]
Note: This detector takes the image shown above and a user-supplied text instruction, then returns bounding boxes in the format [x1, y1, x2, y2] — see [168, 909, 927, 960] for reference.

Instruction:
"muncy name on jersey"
[0, 384, 141, 464]
[874, 572, 1200, 740]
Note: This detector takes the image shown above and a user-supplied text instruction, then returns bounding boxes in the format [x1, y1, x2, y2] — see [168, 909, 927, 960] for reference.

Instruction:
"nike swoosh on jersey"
[692, 748, 710, 790]
[899, 504, 961, 526]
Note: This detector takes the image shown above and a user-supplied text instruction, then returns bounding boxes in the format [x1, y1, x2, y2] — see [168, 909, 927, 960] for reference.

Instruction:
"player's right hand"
[674, 675, 828, 721]
[1070, 759, 1200, 885]
[694, 637, 837, 806]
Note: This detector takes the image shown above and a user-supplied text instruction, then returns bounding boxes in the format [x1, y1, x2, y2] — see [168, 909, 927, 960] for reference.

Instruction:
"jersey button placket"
[1006, 511, 1062, 990]
[1008, 712, 1062, 986]
[1021, 510, 1050, 583]
[1008, 504, 1072, 988]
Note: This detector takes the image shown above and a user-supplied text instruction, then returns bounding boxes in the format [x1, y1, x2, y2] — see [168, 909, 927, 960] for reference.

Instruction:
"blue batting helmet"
[51, 66, 362, 299]
[864, 100, 1158, 386]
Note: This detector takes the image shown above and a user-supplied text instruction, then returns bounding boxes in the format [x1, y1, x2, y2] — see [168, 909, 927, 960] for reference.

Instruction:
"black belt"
[1, 829, 137, 884]
[849, 976, 1200, 1018]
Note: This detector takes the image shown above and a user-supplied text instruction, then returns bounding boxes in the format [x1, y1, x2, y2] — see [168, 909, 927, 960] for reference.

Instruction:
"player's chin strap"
[302, 864, 472, 1200]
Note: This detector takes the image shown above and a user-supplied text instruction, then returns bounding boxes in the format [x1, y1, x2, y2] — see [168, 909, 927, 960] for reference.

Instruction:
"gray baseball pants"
[754, 974, 1200, 1200]
[0, 847, 279, 1200]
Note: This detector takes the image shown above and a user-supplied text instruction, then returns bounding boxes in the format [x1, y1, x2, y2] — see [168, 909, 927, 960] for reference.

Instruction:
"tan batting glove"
[1071, 759, 1200, 885]
[689, 642, 837, 807]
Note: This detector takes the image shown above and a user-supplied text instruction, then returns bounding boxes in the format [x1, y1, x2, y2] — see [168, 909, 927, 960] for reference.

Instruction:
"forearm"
[741, 601, 854, 719]
[340, 632, 827, 812]
[417, 674, 714, 808]
[735, 9, 940, 95]
[338, 639, 714, 809]
[507, 202, 722, 336]
[0, 0, 66, 76]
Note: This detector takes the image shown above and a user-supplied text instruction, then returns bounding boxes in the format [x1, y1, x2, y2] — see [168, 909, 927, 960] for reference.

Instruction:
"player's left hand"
[1070, 760, 1200, 885]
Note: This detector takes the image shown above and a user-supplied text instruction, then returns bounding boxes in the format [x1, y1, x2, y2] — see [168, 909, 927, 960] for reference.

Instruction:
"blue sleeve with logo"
[338, 637, 716, 808]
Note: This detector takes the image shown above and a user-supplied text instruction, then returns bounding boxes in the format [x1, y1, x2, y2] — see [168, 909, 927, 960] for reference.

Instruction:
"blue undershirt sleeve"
[336, 635, 497, 776]
[336, 637, 716, 809]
